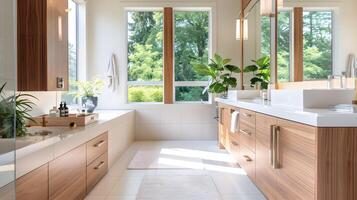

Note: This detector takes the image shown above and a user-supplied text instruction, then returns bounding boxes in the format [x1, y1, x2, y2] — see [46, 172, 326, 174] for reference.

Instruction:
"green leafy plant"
[193, 54, 241, 96]
[70, 78, 104, 99]
[244, 56, 271, 90]
[0, 83, 37, 138]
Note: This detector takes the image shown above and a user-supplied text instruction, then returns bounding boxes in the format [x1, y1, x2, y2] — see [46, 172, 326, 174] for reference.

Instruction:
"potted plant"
[0, 83, 37, 138]
[244, 56, 271, 90]
[71, 78, 104, 113]
[193, 54, 241, 98]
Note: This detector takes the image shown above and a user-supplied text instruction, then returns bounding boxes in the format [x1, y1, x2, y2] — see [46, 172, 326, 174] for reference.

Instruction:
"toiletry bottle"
[59, 102, 65, 117]
[63, 102, 69, 117]
[49, 106, 58, 117]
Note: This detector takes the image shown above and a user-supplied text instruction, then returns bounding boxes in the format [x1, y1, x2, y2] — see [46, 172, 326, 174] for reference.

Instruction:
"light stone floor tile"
[85, 141, 267, 200]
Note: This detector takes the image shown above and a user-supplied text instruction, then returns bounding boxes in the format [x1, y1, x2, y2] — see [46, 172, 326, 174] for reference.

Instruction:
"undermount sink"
[270, 89, 355, 109]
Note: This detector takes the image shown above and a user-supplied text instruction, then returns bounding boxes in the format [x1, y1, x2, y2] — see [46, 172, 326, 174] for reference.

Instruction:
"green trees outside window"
[127, 10, 210, 103]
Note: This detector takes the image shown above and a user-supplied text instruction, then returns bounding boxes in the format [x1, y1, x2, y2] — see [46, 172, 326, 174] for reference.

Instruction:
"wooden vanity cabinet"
[17, 0, 68, 91]
[49, 145, 87, 200]
[16, 164, 49, 200]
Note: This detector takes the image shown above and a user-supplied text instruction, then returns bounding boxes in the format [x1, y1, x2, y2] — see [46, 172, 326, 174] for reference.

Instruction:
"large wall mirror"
[242, 0, 274, 89]
[276, 0, 357, 83]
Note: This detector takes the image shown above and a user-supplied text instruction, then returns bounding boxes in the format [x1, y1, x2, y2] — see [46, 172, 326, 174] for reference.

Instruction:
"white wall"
[85, 0, 241, 140]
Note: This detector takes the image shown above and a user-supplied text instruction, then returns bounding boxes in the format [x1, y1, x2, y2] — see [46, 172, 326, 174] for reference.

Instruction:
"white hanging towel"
[230, 111, 240, 133]
[346, 54, 356, 78]
[106, 54, 119, 91]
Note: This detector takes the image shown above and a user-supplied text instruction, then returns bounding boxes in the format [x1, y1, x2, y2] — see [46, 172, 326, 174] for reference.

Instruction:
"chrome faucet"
[327, 75, 346, 89]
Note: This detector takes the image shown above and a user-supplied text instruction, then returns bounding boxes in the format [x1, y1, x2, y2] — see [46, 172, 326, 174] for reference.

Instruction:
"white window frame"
[173, 8, 212, 104]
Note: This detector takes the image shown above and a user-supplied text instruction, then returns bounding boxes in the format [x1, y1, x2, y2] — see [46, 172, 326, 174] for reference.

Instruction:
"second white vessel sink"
[271, 89, 355, 109]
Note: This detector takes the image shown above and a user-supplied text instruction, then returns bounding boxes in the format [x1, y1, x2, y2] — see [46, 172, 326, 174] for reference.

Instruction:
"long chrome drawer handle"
[239, 129, 251, 135]
[231, 141, 238, 146]
[94, 161, 105, 170]
[94, 140, 106, 147]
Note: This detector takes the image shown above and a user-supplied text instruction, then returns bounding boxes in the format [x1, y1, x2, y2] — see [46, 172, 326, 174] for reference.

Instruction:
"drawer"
[228, 135, 240, 160]
[87, 152, 108, 193]
[239, 121, 256, 152]
[87, 132, 108, 165]
[238, 144, 256, 181]
[239, 109, 256, 127]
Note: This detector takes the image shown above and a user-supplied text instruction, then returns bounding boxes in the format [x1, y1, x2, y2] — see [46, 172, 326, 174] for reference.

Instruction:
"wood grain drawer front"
[87, 152, 108, 193]
[239, 121, 256, 152]
[87, 132, 108, 165]
[255, 113, 279, 200]
[239, 109, 256, 127]
[238, 144, 256, 181]
[276, 119, 316, 200]
[228, 135, 240, 159]
[16, 164, 49, 200]
[49, 145, 86, 200]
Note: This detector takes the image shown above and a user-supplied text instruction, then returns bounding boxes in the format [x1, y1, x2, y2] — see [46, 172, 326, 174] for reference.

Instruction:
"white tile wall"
[133, 104, 218, 141]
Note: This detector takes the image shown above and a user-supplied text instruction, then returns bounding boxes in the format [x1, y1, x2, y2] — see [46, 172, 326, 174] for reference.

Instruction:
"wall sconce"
[260, 0, 274, 16]
[236, 19, 248, 40]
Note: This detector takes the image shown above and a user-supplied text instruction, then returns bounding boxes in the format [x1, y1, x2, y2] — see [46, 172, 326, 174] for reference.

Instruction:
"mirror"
[277, 0, 357, 82]
[242, 0, 273, 89]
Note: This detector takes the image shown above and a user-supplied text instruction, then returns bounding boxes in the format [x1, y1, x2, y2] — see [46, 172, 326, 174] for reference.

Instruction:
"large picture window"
[127, 11, 164, 103]
[303, 10, 333, 80]
[174, 10, 210, 102]
[126, 8, 211, 103]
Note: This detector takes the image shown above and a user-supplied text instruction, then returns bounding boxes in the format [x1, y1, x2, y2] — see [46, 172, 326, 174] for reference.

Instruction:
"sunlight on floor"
[160, 148, 235, 163]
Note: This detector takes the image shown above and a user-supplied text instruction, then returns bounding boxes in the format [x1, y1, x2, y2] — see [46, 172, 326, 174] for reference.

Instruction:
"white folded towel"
[107, 54, 119, 91]
[346, 54, 356, 78]
[230, 111, 239, 133]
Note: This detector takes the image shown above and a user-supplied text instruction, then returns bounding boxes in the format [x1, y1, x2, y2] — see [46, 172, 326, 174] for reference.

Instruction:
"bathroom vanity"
[217, 98, 357, 200]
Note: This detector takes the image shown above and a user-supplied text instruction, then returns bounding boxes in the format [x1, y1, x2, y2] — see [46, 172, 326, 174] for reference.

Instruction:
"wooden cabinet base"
[16, 164, 49, 200]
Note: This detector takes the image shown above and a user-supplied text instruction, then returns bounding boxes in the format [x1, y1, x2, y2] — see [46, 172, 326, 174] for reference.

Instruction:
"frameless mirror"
[242, 0, 273, 89]
[277, 0, 357, 82]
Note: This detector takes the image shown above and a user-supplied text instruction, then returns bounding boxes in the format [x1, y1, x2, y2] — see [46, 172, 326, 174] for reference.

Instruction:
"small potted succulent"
[70, 78, 104, 113]
[193, 54, 241, 98]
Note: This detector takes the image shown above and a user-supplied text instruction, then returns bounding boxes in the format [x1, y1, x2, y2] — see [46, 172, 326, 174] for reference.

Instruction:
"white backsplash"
[25, 91, 62, 117]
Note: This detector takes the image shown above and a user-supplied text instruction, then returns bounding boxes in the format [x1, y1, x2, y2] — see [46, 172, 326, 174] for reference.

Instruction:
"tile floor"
[85, 141, 266, 200]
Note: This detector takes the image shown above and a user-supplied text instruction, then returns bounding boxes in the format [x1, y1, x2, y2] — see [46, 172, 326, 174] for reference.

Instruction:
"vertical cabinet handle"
[219, 108, 223, 124]
[270, 125, 280, 169]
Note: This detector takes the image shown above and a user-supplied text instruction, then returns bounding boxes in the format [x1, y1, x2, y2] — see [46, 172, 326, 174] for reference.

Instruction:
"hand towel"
[106, 54, 119, 91]
[230, 111, 239, 133]
[346, 54, 356, 78]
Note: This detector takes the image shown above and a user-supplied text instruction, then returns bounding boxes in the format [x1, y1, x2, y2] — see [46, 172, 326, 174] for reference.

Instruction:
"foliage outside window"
[277, 11, 291, 82]
[127, 11, 164, 103]
[62, 0, 78, 104]
[174, 11, 210, 102]
[127, 9, 211, 103]
[303, 10, 333, 80]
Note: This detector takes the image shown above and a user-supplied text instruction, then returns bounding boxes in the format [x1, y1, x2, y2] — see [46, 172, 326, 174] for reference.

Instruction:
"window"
[62, 0, 78, 104]
[261, 16, 271, 57]
[127, 11, 164, 103]
[174, 10, 210, 102]
[303, 10, 333, 80]
[277, 11, 292, 82]
[126, 8, 211, 103]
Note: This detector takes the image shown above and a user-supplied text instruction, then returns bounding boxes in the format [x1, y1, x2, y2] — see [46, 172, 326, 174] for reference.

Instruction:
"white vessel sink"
[271, 89, 355, 108]
[228, 90, 260, 100]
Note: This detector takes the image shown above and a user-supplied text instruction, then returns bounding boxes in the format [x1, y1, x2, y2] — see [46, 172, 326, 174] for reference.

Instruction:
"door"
[255, 113, 278, 200]
[275, 119, 316, 200]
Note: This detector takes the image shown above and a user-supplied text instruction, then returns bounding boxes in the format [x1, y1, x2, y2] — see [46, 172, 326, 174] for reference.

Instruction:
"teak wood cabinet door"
[255, 113, 278, 200]
[16, 164, 49, 200]
[275, 119, 316, 200]
[49, 145, 86, 200]
[17, 0, 68, 91]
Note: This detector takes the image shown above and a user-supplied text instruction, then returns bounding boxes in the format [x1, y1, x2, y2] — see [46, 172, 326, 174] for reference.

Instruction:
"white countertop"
[216, 98, 357, 127]
[0, 110, 134, 188]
